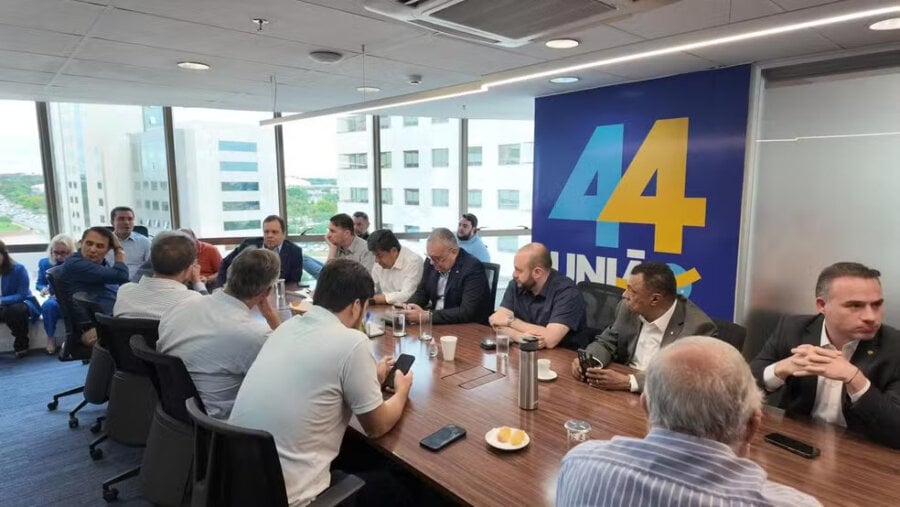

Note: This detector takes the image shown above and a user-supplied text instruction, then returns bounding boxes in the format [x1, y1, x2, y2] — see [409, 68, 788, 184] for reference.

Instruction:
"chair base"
[47, 385, 85, 411]
[102, 465, 140, 503]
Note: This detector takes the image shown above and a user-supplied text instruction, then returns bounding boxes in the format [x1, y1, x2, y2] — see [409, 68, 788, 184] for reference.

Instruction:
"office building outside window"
[403, 150, 419, 168]
[0, 100, 49, 244]
[432, 188, 450, 207]
[380, 151, 392, 169]
[350, 187, 369, 203]
[498, 143, 521, 165]
[468, 146, 483, 167]
[468, 189, 483, 208]
[339, 153, 367, 169]
[337, 115, 366, 133]
[382, 188, 393, 205]
[498, 189, 520, 209]
[432, 148, 449, 168]
[404, 188, 420, 205]
[403, 116, 419, 127]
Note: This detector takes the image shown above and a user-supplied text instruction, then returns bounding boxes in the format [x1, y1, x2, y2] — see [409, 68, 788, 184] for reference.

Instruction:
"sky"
[0, 100, 43, 175]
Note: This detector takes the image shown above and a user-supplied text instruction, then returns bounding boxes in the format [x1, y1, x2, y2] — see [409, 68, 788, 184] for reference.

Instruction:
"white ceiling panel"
[374, 33, 544, 75]
[0, 25, 82, 56]
[689, 28, 840, 65]
[610, 0, 783, 39]
[0, 68, 55, 86]
[594, 51, 717, 80]
[0, 0, 104, 35]
[0, 49, 67, 73]
[507, 24, 646, 60]
[766, 0, 842, 8]
[813, 19, 900, 49]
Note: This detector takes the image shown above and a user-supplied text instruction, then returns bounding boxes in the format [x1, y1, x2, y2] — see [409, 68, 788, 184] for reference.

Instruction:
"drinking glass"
[496, 334, 510, 358]
[564, 420, 591, 449]
[391, 308, 406, 337]
[419, 310, 432, 341]
[274, 278, 287, 309]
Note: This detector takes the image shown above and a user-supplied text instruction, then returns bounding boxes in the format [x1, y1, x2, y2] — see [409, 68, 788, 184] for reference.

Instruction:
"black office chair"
[91, 314, 160, 502]
[742, 309, 785, 363]
[131, 335, 203, 506]
[577, 281, 624, 332]
[186, 397, 364, 507]
[484, 262, 500, 305]
[711, 318, 747, 351]
[45, 268, 96, 427]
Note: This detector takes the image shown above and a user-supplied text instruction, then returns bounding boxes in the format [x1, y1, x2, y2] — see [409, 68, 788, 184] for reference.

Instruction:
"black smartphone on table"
[480, 337, 496, 350]
[382, 353, 415, 391]
[420, 424, 467, 451]
[764, 432, 820, 458]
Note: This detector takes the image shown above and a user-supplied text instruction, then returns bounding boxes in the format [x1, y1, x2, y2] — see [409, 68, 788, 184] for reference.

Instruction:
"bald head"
[644, 336, 762, 446]
[519, 242, 552, 270]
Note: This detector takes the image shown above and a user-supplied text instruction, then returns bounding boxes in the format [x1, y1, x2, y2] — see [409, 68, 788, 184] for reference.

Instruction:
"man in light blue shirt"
[557, 336, 820, 507]
[456, 213, 489, 263]
[105, 206, 150, 280]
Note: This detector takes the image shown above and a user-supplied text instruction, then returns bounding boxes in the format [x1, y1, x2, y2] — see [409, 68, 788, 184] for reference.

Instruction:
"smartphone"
[764, 433, 820, 459]
[382, 353, 415, 391]
[480, 337, 496, 350]
[577, 349, 602, 380]
[420, 424, 466, 451]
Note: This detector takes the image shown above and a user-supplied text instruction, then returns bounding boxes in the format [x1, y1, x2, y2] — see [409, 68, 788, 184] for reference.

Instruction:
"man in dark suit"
[750, 262, 900, 449]
[403, 228, 490, 325]
[216, 215, 303, 288]
[571, 261, 717, 392]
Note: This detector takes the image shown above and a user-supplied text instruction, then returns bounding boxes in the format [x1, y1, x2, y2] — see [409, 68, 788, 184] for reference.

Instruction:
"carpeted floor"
[0, 351, 151, 506]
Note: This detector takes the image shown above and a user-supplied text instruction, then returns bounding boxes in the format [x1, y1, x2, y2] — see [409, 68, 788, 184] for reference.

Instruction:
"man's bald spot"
[520, 242, 552, 270]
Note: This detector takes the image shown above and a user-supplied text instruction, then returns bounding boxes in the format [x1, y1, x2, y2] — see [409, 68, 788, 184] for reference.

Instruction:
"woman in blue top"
[0, 240, 40, 358]
[36, 234, 76, 355]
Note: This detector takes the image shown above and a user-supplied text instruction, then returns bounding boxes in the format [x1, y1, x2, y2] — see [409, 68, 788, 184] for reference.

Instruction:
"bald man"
[489, 243, 585, 349]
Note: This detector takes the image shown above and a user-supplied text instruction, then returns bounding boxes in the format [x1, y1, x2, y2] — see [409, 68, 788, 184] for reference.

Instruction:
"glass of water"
[564, 419, 591, 449]
[419, 310, 432, 341]
[496, 334, 510, 358]
[391, 307, 406, 337]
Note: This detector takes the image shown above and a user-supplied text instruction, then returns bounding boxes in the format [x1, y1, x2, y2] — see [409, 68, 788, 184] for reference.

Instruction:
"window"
[162, 202, 169, 212]
[468, 189, 482, 208]
[218, 140, 257, 152]
[221, 181, 259, 191]
[50, 103, 170, 237]
[350, 187, 369, 203]
[380, 151, 392, 169]
[499, 143, 521, 165]
[223, 220, 261, 231]
[432, 148, 449, 168]
[403, 150, 419, 168]
[432, 189, 449, 207]
[432, 118, 449, 124]
[380, 117, 391, 129]
[498, 236, 519, 253]
[161, 182, 168, 191]
[151, 181, 158, 191]
[382, 188, 393, 205]
[468, 146, 482, 167]
[339, 153, 367, 169]
[173, 108, 278, 238]
[337, 115, 366, 133]
[404, 225, 420, 233]
[404, 188, 420, 205]
[403, 116, 419, 127]
[222, 201, 261, 211]
[498, 189, 520, 209]
[283, 115, 372, 249]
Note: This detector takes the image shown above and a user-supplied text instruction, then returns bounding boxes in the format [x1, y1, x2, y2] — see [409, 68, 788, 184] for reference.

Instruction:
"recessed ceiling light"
[545, 38, 580, 49]
[549, 76, 580, 84]
[309, 50, 344, 64]
[177, 61, 210, 70]
[356, 86, 381, 93]
[869, 18, 900, 30]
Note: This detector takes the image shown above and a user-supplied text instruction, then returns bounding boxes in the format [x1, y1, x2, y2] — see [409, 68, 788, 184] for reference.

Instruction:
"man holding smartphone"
[751, 262, 900, 449]
[229, 259, 413, 505]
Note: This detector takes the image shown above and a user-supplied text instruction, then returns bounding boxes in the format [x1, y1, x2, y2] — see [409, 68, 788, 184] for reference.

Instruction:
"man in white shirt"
[230, 258, 413, 506]
[366, 229, 423, 305]
[751, 262, 900, 449]
[114, 231, 207, 319]
[158, 247, 282, 419]
[572, 261, 717, 392]
[105, 206, 151, 280]
[326, 213, 374, 273]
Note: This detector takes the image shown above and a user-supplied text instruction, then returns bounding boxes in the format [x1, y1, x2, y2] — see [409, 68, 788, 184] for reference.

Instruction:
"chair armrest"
[308, 472, 365, 507]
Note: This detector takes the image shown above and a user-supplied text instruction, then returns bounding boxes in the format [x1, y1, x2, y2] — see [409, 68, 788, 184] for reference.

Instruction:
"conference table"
[348, 307, 900, 507]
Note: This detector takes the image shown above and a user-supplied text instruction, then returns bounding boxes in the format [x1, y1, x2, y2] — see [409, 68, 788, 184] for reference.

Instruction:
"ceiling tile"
[507, 24, 645, 60]
[0, 49, 67, 73]
[688, 29, 840, 64]
[375, 33, 543, 76]
[598, 51, 718, 80]
[0, 68, 55, 86]
[0, 0, 105, 35]
[813, 18, 900, 49]
[0, 25, 81, 56]
[610, 0, 761, 39]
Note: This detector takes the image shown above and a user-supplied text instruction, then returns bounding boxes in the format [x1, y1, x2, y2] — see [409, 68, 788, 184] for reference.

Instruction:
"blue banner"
[533, 66, 751, 319]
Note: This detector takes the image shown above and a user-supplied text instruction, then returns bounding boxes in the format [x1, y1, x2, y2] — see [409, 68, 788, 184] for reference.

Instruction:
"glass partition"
[0, 100, 49, 244]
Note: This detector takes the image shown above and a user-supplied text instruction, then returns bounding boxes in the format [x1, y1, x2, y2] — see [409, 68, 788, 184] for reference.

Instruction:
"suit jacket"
[750, 314, 900, 449]
[585, 296, 718, 390]
[2, 262, 40, 320]
[407, 248, 490, 325]
[216, 238, 303, 287]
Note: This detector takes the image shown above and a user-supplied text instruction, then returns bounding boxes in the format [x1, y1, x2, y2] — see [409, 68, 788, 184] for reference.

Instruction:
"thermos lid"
[520, 336, 539, 351]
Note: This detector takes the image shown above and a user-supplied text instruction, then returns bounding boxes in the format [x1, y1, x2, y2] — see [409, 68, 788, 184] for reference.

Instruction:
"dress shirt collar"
[639, 298, 678, 331]
[389, 247, 411, 272]
[216, 290, 253, 314]
[820, 322, 860, 356]
[139, 276, 188, 291]
[644, 427, 736, 457]
[265, 241, 283, 254]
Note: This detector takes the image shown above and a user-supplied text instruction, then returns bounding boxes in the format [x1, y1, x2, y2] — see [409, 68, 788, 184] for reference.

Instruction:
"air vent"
[366, 0, 679, 47]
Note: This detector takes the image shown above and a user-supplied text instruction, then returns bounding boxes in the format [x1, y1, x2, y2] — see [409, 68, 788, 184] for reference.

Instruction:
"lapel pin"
[867, 350, 874, 356]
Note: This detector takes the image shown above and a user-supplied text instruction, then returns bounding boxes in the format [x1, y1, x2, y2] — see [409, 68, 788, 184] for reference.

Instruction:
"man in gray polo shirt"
[105, 206, 150, 280]
[326, 213, 374, 272]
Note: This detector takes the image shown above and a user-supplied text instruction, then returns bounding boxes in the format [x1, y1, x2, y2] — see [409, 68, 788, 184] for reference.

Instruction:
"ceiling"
[0, 0, 898, 120]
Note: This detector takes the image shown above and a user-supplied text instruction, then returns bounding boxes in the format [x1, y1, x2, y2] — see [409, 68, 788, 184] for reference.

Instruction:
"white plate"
[485, 427, 530, 451]
[538, 370, 558, 382]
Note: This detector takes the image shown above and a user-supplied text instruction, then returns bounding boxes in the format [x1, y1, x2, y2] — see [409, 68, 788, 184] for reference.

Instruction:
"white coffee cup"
[440, 335, 458, 361]
[538, 358, 551, 377]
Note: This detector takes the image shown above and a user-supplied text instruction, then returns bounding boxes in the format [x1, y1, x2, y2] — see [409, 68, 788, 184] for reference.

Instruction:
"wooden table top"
[352, 307, 900, 507]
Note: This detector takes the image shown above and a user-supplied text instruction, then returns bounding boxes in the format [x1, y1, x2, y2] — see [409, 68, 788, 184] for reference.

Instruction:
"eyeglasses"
[52, 250, 70, 256]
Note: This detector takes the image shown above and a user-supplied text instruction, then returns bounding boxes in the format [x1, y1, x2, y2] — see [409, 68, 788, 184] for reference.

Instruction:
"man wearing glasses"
[404, 228, 490, 325]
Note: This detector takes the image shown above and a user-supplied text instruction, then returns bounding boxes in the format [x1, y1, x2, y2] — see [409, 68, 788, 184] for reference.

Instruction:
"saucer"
[537, 370, 558, 381]
[485, 427, 530, 451]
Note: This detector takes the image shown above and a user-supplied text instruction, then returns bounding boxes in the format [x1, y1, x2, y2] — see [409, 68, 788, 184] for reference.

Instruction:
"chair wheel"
[69, 417, 79, 429]
[48, 400, 58, 411]
[90, 447, 104, 460]
[102, 487, 118, 502]
[90, 421, 102, 433]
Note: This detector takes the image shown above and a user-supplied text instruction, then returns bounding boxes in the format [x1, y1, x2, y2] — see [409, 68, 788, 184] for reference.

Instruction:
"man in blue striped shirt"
[557, 336, 820, 507]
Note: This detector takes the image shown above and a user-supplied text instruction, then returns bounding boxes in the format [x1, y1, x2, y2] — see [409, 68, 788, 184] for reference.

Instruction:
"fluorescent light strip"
[484, 5, 900, 88]
[261, 4, 900, 125]
[757, 131, 900, 143]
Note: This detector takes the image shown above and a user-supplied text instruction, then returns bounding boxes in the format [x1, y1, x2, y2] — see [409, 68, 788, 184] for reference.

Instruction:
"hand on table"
[401, 303, 423, 323]
[788, 344, 858, 382]
[585, 367, 631, 391]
